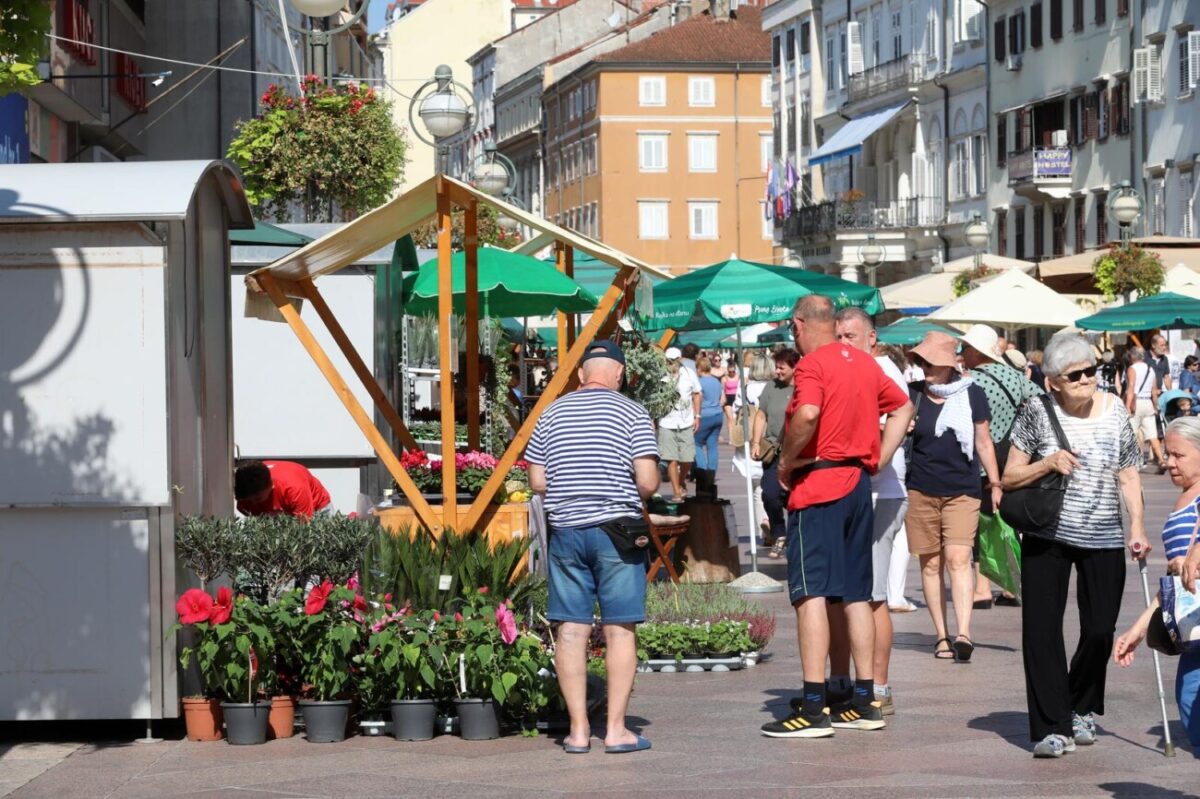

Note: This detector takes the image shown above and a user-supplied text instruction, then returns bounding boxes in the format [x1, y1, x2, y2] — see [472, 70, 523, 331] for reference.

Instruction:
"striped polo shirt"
[526, 388, 659, 528]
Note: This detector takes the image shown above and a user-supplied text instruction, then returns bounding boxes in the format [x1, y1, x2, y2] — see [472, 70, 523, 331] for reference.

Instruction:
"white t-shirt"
[1129, 361, 1155, 400]
[732, 379, 769, 412]
[872, 355, 908, 500]
[659, 367, 704, 430]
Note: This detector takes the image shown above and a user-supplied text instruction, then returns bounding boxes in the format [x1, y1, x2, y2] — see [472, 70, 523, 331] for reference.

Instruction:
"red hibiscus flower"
[432, 611, 442, 622]
[249, 647, 259, 680]
[305, 580, 334, 615]
[208, 586, 233, 626]
[454, 611, 464, 622]
[176, 589, 213, 625]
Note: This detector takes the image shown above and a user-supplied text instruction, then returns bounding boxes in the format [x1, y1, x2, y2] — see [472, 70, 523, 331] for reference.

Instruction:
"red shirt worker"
[234, 460, 332, 519]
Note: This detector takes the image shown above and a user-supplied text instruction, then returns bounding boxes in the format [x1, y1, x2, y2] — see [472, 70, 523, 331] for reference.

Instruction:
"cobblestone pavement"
[4, 467, 1197, 798]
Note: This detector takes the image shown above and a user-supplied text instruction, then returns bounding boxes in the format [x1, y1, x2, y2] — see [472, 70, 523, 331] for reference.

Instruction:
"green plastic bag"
[977, 513, 1022, 601]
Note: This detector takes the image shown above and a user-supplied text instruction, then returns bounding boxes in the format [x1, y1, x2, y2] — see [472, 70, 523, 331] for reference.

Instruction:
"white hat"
[1004, 349, 1028, 370]
[958, 324, 1003, 363]
[664, 346, 682, 360]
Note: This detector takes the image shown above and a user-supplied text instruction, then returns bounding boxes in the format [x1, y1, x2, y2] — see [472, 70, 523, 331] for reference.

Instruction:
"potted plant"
[359, 606, 445, 741]
[290, 579, 363, 742]
[171, 588, 276, 745]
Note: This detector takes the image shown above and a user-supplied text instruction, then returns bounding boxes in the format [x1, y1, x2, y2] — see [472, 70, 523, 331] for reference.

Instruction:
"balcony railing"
[783, 196, 945, 239]
[1007, 146, 1073, 185]
[847, 54, 924, 104]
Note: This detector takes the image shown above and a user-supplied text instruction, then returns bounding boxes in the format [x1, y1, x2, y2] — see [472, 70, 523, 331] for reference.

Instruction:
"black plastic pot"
[390, 699, 438, 741]
[298, 699, 351, 743]
[454, 698, 500, 740]
[220, 699, 272, 745]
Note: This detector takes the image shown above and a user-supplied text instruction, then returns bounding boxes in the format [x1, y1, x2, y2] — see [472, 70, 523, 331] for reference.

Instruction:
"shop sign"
[62, 0, 97, 66]
[114, 53, 147, 112]
[0, 94, 29, 164]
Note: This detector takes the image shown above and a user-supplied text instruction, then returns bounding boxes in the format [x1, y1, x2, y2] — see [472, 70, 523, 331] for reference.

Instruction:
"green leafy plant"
[952, 264, 997, 298]
[227, 75, 406, 222]
[287, 579, 364, 700]
[356, 607, 444, 712]
[411, 204, 523, 250]
[622, 339, 678, 421]
[1093, 242, 1165, 300]
[171, 588, 276, 701]
[176, 516, 239, 588]
[635, 620, 756, 660]
[0, 1, 50, 96]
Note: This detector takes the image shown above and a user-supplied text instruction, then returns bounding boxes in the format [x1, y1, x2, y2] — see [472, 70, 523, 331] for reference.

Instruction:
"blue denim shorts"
[548, 525, 647, 624]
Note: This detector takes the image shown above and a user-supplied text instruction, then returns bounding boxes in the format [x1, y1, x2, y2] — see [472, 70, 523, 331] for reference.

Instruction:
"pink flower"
[347, 572, 360, 592]
[478, 586, 489, 595]
[432, 611, 442, 622]
[454, 611, 464, 622]
[495, 603, 518, 645]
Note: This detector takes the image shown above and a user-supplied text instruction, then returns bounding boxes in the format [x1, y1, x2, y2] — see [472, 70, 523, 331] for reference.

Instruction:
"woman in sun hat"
[904, 331, 1003, 663]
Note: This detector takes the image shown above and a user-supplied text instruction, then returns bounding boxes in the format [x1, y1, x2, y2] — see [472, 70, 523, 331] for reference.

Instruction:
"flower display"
[176, 588, 214, 625]
[209, 586, 233, 626]
[305, 580, 334, 616]
[495, 603, 518, 646]
[397, 450, 529, 500]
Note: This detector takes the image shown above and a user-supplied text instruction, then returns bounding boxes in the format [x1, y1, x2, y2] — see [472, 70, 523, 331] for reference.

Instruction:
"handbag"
[755, 438, 778, 466]
[730, 405, 748, 448]
[1156, 518, 1200, 655]
[998, 395, 1071, 536]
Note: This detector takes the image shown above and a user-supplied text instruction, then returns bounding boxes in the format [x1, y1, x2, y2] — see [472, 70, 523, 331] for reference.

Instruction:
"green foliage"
[410, 421, 468, 442]
[356, 608, 444, 711]
[622, 339, 678, 420]
[952, 265, 997, 298]
[173, 595, 276, 702]
[638, 583, 776, 656]
[283, 582, 362, 701]
[411, 204, 522, 250]
[227, 76, 406, 222]
[1093, 242, 1165, 300]
[635, 620, 755, 661]
[176, 516, 239, 588]
[0, 1, 51, 96]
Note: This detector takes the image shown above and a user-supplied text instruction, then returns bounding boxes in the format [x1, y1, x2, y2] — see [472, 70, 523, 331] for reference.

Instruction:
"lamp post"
[964, 212, 991, 272]
[496, 188, 525, 233]
[468, 139, 517, 197]
[858, 232, 883, 271]
[407, 65, 475, 175]
[286, 0, 369, 48]
[1107, 180, 1143, 252]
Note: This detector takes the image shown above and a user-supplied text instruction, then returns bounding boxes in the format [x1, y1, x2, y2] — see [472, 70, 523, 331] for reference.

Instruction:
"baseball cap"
[664, 346, 682, 360]
[580, 339, 626, 367]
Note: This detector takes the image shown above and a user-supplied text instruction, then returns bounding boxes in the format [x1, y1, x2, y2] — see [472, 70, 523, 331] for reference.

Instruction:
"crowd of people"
[495, 302, 1200, 759]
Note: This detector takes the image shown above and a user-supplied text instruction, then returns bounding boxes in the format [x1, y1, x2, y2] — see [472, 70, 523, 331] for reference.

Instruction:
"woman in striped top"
[1115, 416, 1200, 754]
[1003, 334, 1149, 758]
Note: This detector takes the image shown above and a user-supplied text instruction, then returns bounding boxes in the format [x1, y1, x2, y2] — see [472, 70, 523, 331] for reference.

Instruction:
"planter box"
[638, 653, 760, 673]
[376, 502, 530, 563]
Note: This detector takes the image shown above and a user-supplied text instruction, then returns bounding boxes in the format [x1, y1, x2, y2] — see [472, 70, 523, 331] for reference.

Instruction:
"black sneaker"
[761, 709, 834, 738]
[829, 700, 886, 731]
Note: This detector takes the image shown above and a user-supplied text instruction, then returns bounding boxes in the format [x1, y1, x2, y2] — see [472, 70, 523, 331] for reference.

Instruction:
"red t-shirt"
[236, 461, 331, 519]
[786, 342, 909, 510]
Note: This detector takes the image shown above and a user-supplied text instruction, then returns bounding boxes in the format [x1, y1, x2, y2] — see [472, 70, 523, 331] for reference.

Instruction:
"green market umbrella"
[877, 317, 961, 346]
[404, 248, 598, 317]
[641, 258, 884, 333]
[541, 250, 668, 298]
[1075, 291, 1200, 331]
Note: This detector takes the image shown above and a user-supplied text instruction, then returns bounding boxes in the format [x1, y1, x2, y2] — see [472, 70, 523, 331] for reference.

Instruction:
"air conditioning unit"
[1006, 54, 1022, 71]
[1050, 129, 1068, 147]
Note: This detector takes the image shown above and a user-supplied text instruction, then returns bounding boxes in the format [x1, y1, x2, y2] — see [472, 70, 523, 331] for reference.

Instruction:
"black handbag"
[600, 515, 652, 560]
[998, 395, 1071, 536]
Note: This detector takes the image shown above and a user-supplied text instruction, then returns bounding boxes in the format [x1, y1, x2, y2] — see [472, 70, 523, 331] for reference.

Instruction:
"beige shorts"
[1131, 398, 1159, 440]
[658, 426, 695, 463]
[905, 489, 980, 555]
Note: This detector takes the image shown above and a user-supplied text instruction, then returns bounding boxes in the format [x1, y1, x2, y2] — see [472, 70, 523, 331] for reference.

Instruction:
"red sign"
[114, 52, 147, 112]
[62, 0, 97, 66]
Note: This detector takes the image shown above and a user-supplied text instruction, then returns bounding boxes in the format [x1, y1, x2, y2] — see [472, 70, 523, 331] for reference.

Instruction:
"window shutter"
[1031, 3, 1043, 48]
[1050, 0, 1063, 40]
[1085, 93, 1098, 140]
[995, 18, 1007, 62]
[1097, 87, 1108, 139]
[1094, 0, 1105, 25]
[847, 21, 865, 75]
[1148, 44, 1163, 102]
[1116, 0, 1128, 17]
[1133, 47, 1149, 103]
[801, 21, 811, 55]
[997, 113, 1007, 167]
[1008, 15, 1017, 54]
[1190, 31, 1200, 90]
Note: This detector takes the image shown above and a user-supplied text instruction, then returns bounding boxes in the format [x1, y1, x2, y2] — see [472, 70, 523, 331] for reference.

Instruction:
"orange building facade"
[541, 5, 773, 274]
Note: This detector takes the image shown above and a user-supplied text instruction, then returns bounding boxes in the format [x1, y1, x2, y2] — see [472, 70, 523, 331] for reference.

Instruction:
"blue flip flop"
[563, 741, 591, 754]
[605, 735, 651, 754]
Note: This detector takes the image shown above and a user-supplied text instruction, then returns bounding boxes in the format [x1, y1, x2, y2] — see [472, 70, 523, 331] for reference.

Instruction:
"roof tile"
[593, 3, 769, 64]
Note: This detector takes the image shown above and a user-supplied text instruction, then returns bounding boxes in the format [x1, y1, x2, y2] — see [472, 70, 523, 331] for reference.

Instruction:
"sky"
[366, 0, 389, 33]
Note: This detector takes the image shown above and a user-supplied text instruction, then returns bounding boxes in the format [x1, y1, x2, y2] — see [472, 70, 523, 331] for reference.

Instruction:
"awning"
[230, 221, 314, 247]
[1038, 238, 1200, 293]
[808, 102, 911, 167]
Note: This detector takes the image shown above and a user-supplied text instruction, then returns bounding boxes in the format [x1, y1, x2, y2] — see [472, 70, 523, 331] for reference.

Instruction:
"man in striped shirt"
[526, 340, 660, 755]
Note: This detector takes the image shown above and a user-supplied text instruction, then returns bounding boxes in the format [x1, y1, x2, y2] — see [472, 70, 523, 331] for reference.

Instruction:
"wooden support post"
[298, 278, 419, 452]
[462, 265, 637, 531]
[555, 242, 570, 358]
[564, 246, 575, 351]
[658, 329, 676, 348]
[465, 199, 481, 451]
[436, 179, 458, 523]
[258, 272, 440, 532]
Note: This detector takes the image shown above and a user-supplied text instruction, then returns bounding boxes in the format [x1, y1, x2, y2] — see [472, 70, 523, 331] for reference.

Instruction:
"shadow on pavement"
[1098, 783, 1198, 798]
[966, 711, 1030, 750]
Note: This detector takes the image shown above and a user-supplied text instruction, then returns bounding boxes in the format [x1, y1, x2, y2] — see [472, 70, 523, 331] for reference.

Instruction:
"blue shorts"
[548, 525, 647, 624]
[786, 470, 874, 603]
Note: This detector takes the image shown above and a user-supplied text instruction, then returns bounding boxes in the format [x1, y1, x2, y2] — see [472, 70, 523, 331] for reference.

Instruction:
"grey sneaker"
[876, 690, 895, 716]
[1033, 733, 1076, 758]
[1072, 712, 1096, 745]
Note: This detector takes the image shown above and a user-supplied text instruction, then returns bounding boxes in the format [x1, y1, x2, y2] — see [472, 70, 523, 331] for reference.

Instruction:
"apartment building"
[542, 1, 772, 272]
[767, 0, 989, 283]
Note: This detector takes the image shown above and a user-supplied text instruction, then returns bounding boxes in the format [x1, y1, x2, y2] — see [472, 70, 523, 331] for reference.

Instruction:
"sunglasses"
[1061, 365, 1099, 383]
[911, 355, 931, 369]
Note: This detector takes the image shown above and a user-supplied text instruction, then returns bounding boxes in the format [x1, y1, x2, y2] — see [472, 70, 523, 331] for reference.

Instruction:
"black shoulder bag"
[998, 395, 1071, 536]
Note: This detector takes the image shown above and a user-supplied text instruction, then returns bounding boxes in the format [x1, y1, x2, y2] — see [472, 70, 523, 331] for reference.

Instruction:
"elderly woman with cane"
[1115, 416, 1200, 756]
[1004, 334, 1149, 759]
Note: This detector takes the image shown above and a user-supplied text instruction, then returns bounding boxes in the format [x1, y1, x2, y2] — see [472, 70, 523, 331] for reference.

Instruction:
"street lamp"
[407, 65, 475, 174]
[286, 0, 370, 47]
[496, 189, 525, 232]
[468, 139, 516, 197]
[964, 212, 990, 271]
[858, 233, 883, 270]
[781, 251, 802, 267]
[1107, 180, 1143, 251]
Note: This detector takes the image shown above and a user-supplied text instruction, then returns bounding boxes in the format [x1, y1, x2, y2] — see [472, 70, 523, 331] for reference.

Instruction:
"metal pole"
[1136, 552, 1177, 757]
[736, 322, 759, 574]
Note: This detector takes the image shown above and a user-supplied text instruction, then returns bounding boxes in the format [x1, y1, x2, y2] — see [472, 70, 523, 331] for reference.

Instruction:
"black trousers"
[760, 460, 787, 543]
[1021, 535, 1126, 741]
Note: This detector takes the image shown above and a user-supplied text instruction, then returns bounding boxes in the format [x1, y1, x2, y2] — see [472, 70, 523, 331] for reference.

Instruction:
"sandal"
[767, 540, 785, 559]
[953, 635, 975, 663]
[934, 637, 956, 660]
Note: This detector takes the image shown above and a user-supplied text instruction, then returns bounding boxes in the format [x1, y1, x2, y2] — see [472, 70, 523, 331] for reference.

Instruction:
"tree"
[410, 204, 524, 250]
[227, 76, 407, 222]
[0, 1, 51, 96]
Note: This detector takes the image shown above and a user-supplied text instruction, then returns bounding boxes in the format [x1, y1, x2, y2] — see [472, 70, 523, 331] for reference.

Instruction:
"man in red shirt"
[234, 460, 332, 519]
[761, 295, 912, 740]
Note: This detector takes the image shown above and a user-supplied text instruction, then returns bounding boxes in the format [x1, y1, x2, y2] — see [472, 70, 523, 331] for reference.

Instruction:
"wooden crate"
[375, 502, 530, 547]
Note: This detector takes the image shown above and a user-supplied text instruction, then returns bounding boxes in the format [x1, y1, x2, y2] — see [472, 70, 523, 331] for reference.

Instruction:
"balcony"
[847, 55, 924, 105]
[784, 196, 944, 239]
[1007, 146, 1073, 199]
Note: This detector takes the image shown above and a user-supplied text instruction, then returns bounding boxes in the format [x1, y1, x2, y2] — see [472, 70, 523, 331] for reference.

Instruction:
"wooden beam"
[555, 242, 570, 356]
[298, 278, 419, 452]
[462, 265, 636, 531]
[258, 272, 440, 532]
[658, 329, 676, 348]
[465, 199, 481, 451]
[564, 246, 575, 351]
[436, 180, 458, 522]
[441, 178, 477, 210]
[246, 273, 307, 300]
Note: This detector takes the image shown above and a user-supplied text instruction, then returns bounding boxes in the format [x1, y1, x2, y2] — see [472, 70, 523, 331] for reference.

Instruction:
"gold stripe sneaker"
[830, 700, 886, 731]
[760, 708, 835, 738]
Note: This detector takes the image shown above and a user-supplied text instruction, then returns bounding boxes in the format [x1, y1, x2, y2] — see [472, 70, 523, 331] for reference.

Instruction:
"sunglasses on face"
[1061, 365, 1099, 383]
[911, 355, 930, 369]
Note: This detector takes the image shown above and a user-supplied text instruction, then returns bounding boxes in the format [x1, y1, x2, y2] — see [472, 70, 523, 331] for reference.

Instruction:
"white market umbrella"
[1163, 263, 1200, 299]
[924, 268, 1082, 330]
[881, 255, 1035, 313]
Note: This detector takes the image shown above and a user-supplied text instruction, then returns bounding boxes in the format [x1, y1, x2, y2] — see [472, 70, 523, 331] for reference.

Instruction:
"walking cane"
[1132, 541, 1176, 757]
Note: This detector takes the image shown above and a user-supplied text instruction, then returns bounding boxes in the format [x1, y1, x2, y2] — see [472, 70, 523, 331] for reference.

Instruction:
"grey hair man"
[1125, 345, 1165, 470]
[526, 340, 660, 755]
[1150, 334, 1173, 390]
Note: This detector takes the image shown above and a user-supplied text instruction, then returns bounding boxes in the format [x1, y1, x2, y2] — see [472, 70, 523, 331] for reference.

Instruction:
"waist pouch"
[600, 516, 652, 559]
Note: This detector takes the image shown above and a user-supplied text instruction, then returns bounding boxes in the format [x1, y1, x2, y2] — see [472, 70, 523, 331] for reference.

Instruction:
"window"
[1094, 0, 1105, 25]
[1073, 0, 1084, 32]
[761, 76, 771, 107]
[1117, 0, 1128, 17]
[1150, 177, 1166, 235]
[801, 94, 811, 146]
[1096, 190, 1109, 245]
[760, 133, 772, 172]
[638, 201, 668, 239]
[1075, 198, 1086, 252]
[1114, 78, 1131, 134]
[1052, 204, 1067, 256]
[786, 29, 796, 62]
[997, 210, 1008, 256]
[638, 76, 665, 106]
[952, 140, 970, 200]
[786, 105, 796, 151]
[773, 110, 782, 156]
[772, 35, 781, 68]
[997, 112, 1008, 166]
[1015, 208, 1026, 259]
[688, 134, 717, 172]
[826, 29, 838, 91]
[1018, 106, 1033, 151]
[688, 201, 718, 239]
[801, 21, 812, 55]
[1097, 86, 1109, 140]
[638, 133, 668, 172]
[839, 22, 848, 86]
[994, 17, 1007, 62]
[1033, 205, 1044, 259]
[761, 202, 773, 239]
[1182, 171, 1195, 238]
[971, 133, 986, 195]
[1050, 0, 1063, 40]
[689, 77, 715, 107]
[1180, 34, 1196, 97]
[892, 10, 903, 60]
[1031, 3, 1043, 48]
[1008, 11, 1025, 55]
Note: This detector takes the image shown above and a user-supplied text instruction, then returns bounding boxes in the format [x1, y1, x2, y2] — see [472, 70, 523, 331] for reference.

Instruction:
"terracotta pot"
[182, 697, 224, 742]
[267, 695, 296, 739]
